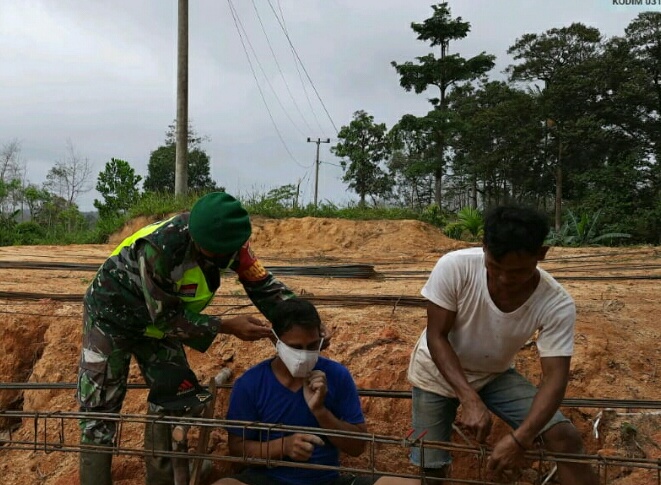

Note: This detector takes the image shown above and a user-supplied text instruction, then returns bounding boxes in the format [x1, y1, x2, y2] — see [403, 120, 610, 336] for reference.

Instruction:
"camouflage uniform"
[77, 213, 294, 445]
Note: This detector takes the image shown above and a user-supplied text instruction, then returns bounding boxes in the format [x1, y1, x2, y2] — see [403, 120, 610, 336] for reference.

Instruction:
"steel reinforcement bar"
[1, 410, 659, 484]
[1, 382, 660, 410]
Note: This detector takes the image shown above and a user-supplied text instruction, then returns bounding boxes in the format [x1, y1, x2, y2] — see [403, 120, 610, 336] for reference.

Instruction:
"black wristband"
[510, 432, 527, 451]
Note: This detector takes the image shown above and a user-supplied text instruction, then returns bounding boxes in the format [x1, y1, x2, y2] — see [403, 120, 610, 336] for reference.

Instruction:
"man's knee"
[542, 422, 585, 454]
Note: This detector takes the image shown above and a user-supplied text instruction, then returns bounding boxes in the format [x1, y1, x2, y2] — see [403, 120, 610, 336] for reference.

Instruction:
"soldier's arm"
[231, 241, 296, 320]
[138, 241, 222, 338]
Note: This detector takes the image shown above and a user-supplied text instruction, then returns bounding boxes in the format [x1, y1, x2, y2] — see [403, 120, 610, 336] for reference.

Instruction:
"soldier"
[76, 192, 295, 485]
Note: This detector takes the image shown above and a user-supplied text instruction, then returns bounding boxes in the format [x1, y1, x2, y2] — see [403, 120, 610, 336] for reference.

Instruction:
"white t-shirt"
[408, 247, 575, 397]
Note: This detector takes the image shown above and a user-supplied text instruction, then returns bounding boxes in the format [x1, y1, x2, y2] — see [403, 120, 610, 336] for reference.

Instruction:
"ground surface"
[0, 216, 659, 484]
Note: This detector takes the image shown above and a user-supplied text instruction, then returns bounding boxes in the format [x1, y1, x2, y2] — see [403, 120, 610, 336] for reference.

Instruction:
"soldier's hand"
[320, 323, 334, 350]
[221, 315, 271, 341]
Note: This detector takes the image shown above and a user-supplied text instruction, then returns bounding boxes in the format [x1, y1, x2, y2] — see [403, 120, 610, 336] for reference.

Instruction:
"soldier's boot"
[144, 414, 174, 485]
[80, 451, 112, 485]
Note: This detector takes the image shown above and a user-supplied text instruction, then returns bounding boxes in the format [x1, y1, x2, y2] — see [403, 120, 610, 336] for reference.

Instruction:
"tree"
[143, 123, 217, 193]
[507, 23, 603, 229]
[22, 184, 52, 223]
[388, 115, 436, 209]
[0, 139, 24, 214]
[331, 110, 393, 206]
[94, 158, 143, 219]
[391, 2, 495, 207]
[45, 139, 93, 206]
[448, 82, 546, 209]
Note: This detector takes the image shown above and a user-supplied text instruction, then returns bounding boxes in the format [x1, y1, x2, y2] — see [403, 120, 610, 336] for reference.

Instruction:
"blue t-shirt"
[226, 357, 365, 485]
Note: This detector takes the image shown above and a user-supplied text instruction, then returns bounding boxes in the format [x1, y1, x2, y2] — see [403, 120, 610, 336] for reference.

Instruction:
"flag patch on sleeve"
[177, 283, 198, 297]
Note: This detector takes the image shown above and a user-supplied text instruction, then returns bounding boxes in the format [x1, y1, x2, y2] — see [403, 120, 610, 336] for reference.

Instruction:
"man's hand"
[303, 370, 327, 413]
[458, 399, 492, 443]
[283, 433, 325, 461]
[221, 315, 271, 341]
[486, 432, 526, 482]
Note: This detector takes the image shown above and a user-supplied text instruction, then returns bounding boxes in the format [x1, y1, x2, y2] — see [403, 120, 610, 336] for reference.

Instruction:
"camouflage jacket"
[84, 213, 295, 345]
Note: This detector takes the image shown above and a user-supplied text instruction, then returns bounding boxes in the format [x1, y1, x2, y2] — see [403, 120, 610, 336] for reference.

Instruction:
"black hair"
[270, 298, 321, 337]
[483, 205, 550, 260]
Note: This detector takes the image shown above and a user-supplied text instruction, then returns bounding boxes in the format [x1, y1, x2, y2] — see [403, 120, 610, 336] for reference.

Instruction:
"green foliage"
[0, 210, 19, 245]
[443, 207, 484, 241]
[94, 158, 142, 219]
[13, 222, 46, 245]
[127, 191, 202, 219]
[391, 2, 495, 206]
[331, 110, 393, 206]
[545, 210, 631, 246]
[143, 145, 217, 193]
[143, 123, 217, 193]
[23, 184, 52, 222]
[419, 204, 447, 228]
[90, 214, 130, 244]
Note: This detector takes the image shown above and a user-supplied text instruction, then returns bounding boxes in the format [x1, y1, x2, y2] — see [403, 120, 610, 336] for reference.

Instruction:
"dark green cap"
[189, 192, 251, 254]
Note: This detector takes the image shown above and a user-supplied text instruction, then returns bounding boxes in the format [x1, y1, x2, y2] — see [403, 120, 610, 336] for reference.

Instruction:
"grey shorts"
[410, 368, 570, 469]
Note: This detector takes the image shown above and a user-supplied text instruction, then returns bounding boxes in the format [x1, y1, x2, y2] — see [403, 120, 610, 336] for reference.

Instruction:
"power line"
[266, 0, 339, 135]
[227, 0, 306, 138]
[226, 0, 306, 169]
[250, 0, 314, 134]
[271, 0, 325, 135]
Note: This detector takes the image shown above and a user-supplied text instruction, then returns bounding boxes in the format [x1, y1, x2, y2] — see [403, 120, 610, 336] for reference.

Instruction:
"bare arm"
[305, 370, 366, 457]
[514, 356, 570, 446]
[426, 301, 492, 442]
[487, 356, 570, 476]
[312, 409, 367, 457]
[227, 433, 325, 462]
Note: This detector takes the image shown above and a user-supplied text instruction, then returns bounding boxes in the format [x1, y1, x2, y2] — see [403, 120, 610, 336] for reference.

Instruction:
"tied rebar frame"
[0, 410, 659, 484]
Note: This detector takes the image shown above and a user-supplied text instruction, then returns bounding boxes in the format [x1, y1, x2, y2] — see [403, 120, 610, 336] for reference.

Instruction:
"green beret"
[189, 192, 251, 254]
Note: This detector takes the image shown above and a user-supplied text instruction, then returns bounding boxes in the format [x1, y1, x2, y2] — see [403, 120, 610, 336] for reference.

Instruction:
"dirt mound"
[108, 215, 465, 258]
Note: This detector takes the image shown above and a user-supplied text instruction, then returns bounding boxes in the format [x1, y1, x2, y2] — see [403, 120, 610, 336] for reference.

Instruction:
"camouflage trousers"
[76, 308, 190, 446]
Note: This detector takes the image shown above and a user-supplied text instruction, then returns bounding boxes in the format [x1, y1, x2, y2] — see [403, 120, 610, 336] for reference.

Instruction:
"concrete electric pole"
[307, 137, 330, 207]
[175, 0, 189, 196]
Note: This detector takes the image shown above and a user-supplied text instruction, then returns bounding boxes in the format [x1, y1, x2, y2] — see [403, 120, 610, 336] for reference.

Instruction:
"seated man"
[214, 298, 419, 485]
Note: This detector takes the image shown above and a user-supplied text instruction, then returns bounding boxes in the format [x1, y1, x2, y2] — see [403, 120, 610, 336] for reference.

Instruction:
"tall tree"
[388, 115, 436, 209]
[331, 110, 393, 206]
[94, 158, 143, 219]
[45, 139, 93, 206]
[507, 23, 602, 229]
[0, 139, 24, 214]
[392, 2, 495, 207]
[625, 13, 661, 207]
[143, 123, 217, 193]
[448, 82, 546, 209]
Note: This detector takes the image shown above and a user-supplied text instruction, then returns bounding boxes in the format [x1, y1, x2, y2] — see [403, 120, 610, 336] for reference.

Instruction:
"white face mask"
[272, 330, 323, 378]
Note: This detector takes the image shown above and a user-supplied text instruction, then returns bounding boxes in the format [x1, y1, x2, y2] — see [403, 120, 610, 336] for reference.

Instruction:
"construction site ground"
[0, 216, 659, 484]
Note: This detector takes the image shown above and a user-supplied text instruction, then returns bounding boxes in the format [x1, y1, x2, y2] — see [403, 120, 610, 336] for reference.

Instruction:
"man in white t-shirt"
[408, 205, 598, 484]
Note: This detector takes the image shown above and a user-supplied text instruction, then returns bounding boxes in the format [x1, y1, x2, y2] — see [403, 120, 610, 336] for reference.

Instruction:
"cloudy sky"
[0, 0, 652, 211]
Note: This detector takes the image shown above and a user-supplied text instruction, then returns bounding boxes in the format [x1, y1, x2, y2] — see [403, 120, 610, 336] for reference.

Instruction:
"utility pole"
[307, 137, 330, 207]
[175, 0, 188, 196]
